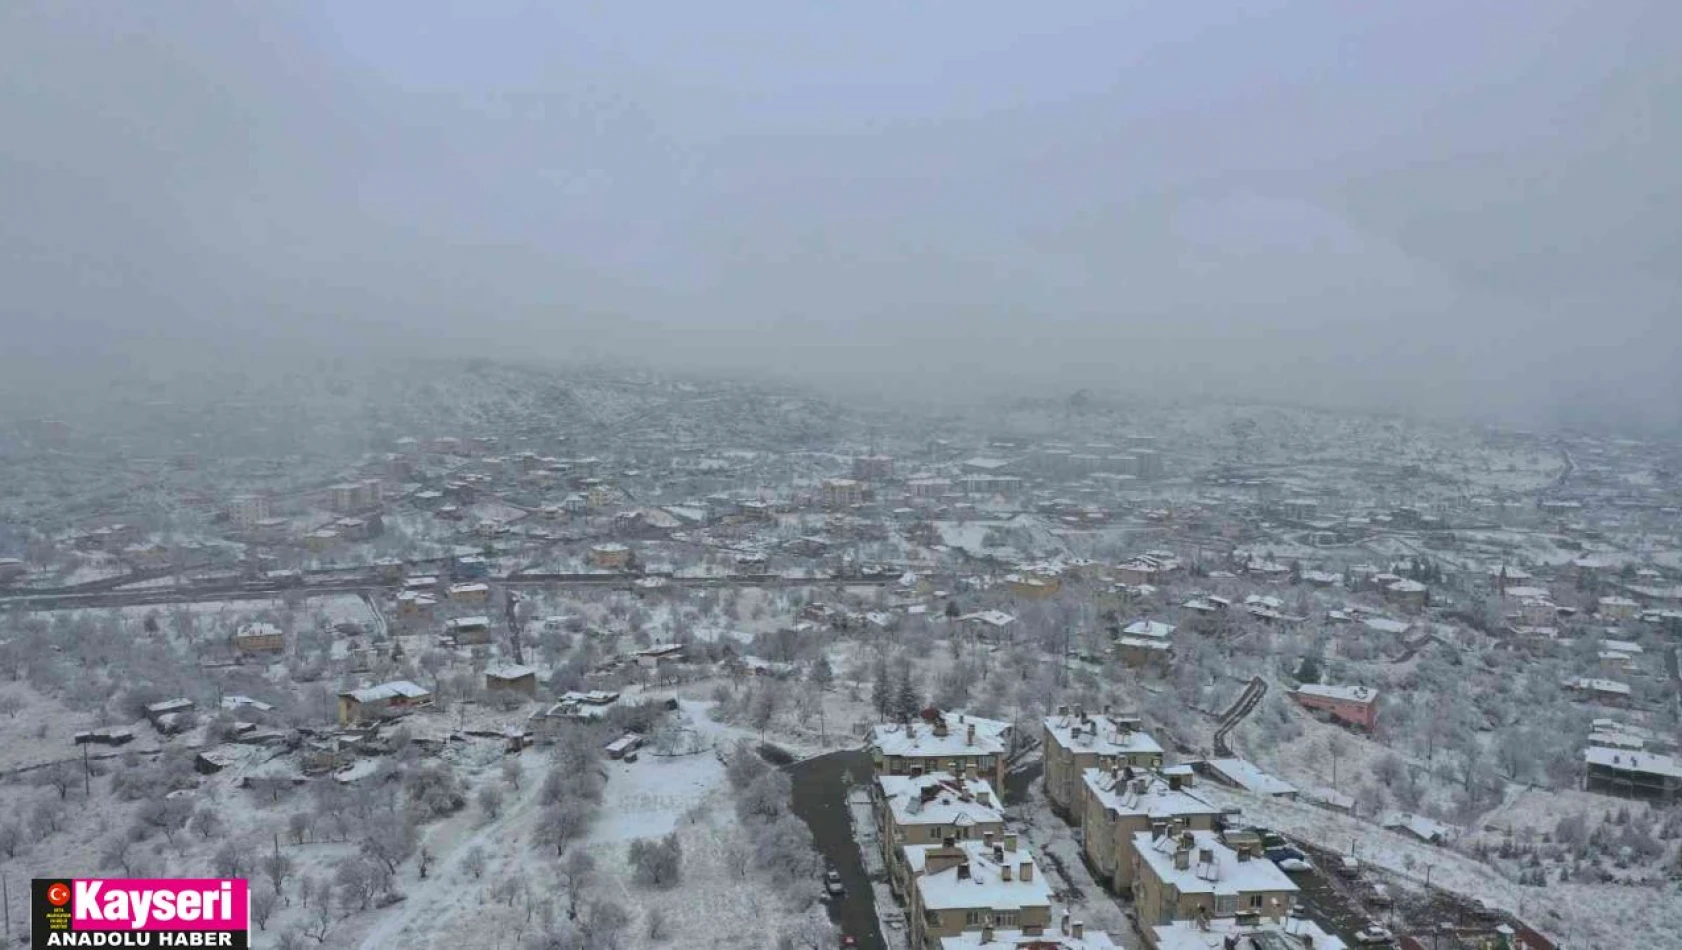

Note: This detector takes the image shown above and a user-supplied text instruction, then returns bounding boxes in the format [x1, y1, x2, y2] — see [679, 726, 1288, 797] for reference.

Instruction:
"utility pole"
[82, 742, 91, 796]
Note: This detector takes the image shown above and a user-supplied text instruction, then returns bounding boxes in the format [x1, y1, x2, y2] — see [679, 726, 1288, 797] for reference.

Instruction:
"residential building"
[1131, 830, 1297, 928]
[448, 581, 490, 603]
[632, 642, 684, 669]
[1290, 684, 1379, 731]
[821, 477, 867, 508]
[485, 664, 538, 695]
[337, 680, 432, 725]
[1563, 677, 1631, 706]
[1583, 747, 1681, 801]
[907, 837, 1052, 950]
[869, 711, 1012, 794]
[589, 543, 630, 570]
[229, 495, 271, 529]
[1042, 708, 1164, 815]
[941, 915, 1119, 950]
[1080, 768, 1222, 893]
[232, 621, 285, 655]
[1384, 579, 1428, 610]
[396, 590, 437, 619]
[853, 455, 896, 481]
[876, 773, 1006, 897]
[444, 616, 491, 645]
[1149, 916, 1346, 950]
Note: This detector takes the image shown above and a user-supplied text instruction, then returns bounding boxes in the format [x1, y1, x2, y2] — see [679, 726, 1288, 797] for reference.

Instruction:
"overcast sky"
[2, 1, 1678, 428]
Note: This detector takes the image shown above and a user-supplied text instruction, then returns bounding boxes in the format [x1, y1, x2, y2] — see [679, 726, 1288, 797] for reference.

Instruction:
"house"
[1583, 747, 1682, 801]
[1149, 916, 1346, 950]
[906, 836, 1053, 950]
[1042, 708, 1164, 815]
[485, 664, 538, 695]
[1196, 759, 1297, 798]
[870, 711, 1012, 795]
[229, 495, 271, 529]
[1115, 635, 1174, 668]
[1385, 579, 1429, 610]
[232, 621, 285, 655]
[605, 733, 644, 760]
[957, 610, 1017, 642]
[1130, 830, 1297, 929]
[875, 773, 1006, 898]
[396, 591, 437, 619]
[589, 543, 630, 570]
[444, 616, 492, 645]
[1379, 812, 1459, 846]
[448, 582, 490, 603]
[1563, 677, 1632, 706]
[1081, 768, 1222, 894]
[1291, 684, 1379, 731]
[1597, 596, 1641, 621]
[337, 680, 432, 725]
[632, 642, 684, 669]
[1005, 572, 1060, 599]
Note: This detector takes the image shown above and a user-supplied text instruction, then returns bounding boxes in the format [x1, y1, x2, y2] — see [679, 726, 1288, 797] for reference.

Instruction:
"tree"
[1293, 655, 1323, 684]
[406, 764, 466, 819]
[737, 771, 793, 823]
[627, 832, 683, 889]
[808, 654, 834, 690]
[870, 658, 891, 719]
[478, 786, 505, 821]
[360, 813, 418, 876]
[0, 823, 24, 859]
[250, 885, 278, 931]
[502, 757, 524, 790]
[581, 899, 629, 949]
[190, 807, 225, 840]
[893, 663, 921, 721]
[464, 845, 488, 879]
[212, 843, 245, 879]
[559, 850, 596, 920]
[534, 799, 594, 857]
[645, 906, 668, 942]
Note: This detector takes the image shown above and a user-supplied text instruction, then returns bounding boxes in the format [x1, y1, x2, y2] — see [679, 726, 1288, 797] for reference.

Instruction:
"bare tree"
[250, 885, 279, 931]
[360, 813, 418, 875]
[478, 786, 504, 821]
[502, 757, 524, 790]
[463, 845, 488, 880]
[260, 851, 295, 896]
[559, 849, 596, 920]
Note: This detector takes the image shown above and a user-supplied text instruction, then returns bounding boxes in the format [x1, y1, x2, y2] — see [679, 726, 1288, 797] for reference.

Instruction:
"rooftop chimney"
[1001, 863, 1012, 882]
[967, 723, 976, 744]
[981, 923, 994, 943]
[977, 790, 991, 806]
[1174, 848, 1191, 871]
[957, 861, 970, 880]
[993, 845, 1005, 863]
[1019, 860, 1033, 882]
[1058, 704, 1069, 716]
[1237, 846, 1252, 862]
[1072, 921, 1085, 939]
[1004, 833, 1018, 851]
[983, 831, 994, 849]
[1198, 847, 1215, 867]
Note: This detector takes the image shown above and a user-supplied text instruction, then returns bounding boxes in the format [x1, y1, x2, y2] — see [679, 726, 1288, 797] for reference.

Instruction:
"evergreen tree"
[893, 663, 921, 721]
[870, 658, 892, 720]
[809, 654, 834, 690]
[1294, 655, 1323, 684]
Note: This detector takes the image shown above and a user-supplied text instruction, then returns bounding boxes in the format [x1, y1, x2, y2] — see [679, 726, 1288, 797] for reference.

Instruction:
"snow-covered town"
[0, 358, 1678, 950]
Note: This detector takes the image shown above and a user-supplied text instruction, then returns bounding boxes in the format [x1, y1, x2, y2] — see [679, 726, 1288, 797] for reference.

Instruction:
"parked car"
[825, 869, 845, 897]
[1338, 855, 1362, 876]
[1367, 883, 1394, 907]
[840, 937, 858, 948]
[1354, 923, 1394, 945]
[1266, 846, 1311, 871]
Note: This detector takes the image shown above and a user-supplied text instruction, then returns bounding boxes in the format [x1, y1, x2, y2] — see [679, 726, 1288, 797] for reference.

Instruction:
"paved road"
[787, 749, 885, 950]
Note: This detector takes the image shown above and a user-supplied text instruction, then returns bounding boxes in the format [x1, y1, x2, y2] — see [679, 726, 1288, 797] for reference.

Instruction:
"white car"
[824, 869, 845, 897]
[1277, 857, 1314, 873]
[1354, 923, 1393, 945]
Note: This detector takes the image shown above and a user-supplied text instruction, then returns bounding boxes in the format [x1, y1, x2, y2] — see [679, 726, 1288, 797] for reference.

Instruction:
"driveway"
[788, 749, 886, 950]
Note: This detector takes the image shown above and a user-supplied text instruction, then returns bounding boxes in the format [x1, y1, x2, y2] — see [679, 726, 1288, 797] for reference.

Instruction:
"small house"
[485, 664, 539, 695]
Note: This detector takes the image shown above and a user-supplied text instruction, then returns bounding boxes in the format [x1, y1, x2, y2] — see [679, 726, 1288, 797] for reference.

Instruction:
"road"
[787, 749, 885, 950]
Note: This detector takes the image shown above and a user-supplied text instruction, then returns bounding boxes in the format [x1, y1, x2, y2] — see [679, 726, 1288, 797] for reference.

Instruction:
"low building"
[1597, 596, 1641, 621]
[485, 664, 538, 695]
[876, 773, 1006, 897]
[1197, 759, 1297, 798]
[632, 642, 684, 669]
[1131, 830, 1297, 929]
[1563, 677, 1631, 706]
[144, 698, 195, 734]
[589, 543, 630, 570]
[396, 591, 437, 618]
[448, 581, 490, 603]
[232, 621, 285, 655]
[1385, 579, 1428, 610]
[1042, 708, 1164, 815]
[1583, 747, 1681, 801]
[941, 916, 1118, 950]
[229, 494, 271, 529]
[444, 616, 492, 645]
[337, 680, 432, 725]
[1081, 768, 1223, 894]
[1290, 684, 1379, 731]
[821, 477, 867, 508]
[907, 837, 1052, 950]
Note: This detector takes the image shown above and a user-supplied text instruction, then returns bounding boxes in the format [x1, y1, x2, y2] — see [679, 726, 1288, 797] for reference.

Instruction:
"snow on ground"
[1198, 784, 1681, 950]
[1012, 769, 1139, 948]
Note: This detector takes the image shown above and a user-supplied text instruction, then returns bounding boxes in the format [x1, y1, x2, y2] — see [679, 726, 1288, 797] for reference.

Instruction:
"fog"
[3, 2, 1679, 430]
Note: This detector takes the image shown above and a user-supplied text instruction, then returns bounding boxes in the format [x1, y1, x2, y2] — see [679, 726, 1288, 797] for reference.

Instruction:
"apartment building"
[1131, 830, 1297, 929]
[821, 477, 868, 508]
[1149, 916, 1345, 950]
[229, 494, 271, 529]
[1042, 708, 1164, 815]
[941, 913, 1119, 950]
[231, 621, 285, 655]
[906, 837, 1052, 950]
[1290, 684, 1379, 732]
[1081, 768, 1223, 893]
[869, 712, 1012, 794]
[876, 773, 1006, 898]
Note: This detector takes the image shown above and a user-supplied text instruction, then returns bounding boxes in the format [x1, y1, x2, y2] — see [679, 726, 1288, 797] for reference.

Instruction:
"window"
[965, 911, 983, 926]
[1214, 894, 1238, 917]
[1248, 895, 1265, 909]
[996, 912, 1019, 927]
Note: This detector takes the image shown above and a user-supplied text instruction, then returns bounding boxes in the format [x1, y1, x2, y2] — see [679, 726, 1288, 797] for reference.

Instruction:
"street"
[787, 749, 886, 950]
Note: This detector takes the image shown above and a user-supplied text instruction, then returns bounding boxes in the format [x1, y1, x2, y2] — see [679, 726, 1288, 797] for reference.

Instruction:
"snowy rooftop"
[1361, 617, 1411, 635]
[1044, 714, 1163, 758]
[871, 713, 1010, 759]
[1122, 619, 1175, 639]
[910, 839, 1053, 912]
[445, 615, 490, 629]
[959, 610, 1017, 628]
[879, 773, 1004, 827]
[485, 664, 536, 680]
[1379, 811, 1460, 842]
[1133, 829, 1297, 898]
[1151, 916, 1346, 950]
[1082, 769, 1221, 820]
[342, 680, 431, 703]
[1564, 677, 1631, 695]
[1584, 747, 1682, 778]
[235, 622, 281, 638]
[1294, 684, 1378, 705]
[1202, 759, 1297, 796]
[940, 919, 1119, 949]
